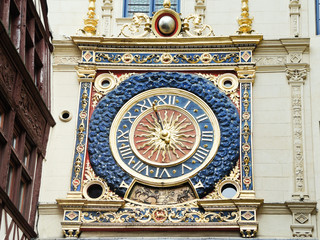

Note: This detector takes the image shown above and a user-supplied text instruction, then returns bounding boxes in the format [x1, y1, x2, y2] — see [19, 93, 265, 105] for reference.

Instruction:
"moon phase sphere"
[158, 16, 176, 35]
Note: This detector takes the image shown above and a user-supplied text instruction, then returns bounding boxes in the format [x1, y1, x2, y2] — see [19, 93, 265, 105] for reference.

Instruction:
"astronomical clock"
[57, 1, 263, 238]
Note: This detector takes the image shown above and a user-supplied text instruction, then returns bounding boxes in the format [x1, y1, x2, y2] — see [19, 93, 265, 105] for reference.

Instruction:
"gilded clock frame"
[58, 34, 263, 238]
[109, 87, 221, 187]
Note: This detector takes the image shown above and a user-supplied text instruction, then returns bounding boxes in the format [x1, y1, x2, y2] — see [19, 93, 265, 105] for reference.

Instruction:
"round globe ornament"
[158, 15, 176, 35]
[152, 8, 181, 37]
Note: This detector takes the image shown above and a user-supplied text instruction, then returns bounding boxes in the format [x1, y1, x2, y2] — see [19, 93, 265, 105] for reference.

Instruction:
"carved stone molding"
[289, 0, 301, 37]
[286, 201, 317, 238]
[253, 56, 287, 66]
[195, 0, 206, 20]
[286, 68, 307, 84]
[53, 56, 79, 65]
[76, 66, 97, 82]
[101, 0, 113, 37]
[289, 52, 302, 64]
[286, 67, 308, 201]
[236, 66, 256, 83]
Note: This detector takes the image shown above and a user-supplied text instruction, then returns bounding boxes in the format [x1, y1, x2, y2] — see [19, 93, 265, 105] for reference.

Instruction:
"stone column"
[285, 65, 316, 238]
[101, 0, 113, 37]
[286, 65, 308, 200]
[195, 0, 206, 21]
[289, 0, 301, 37]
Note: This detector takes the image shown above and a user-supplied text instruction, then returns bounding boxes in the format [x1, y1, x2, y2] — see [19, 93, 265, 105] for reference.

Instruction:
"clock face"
[88, 72, 240, 198]
[110, 88, 220, 186]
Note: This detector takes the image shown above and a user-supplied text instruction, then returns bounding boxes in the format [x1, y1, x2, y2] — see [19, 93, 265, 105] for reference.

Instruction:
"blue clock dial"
[110, 88, 220, 187]
[88, 72, 240, 198]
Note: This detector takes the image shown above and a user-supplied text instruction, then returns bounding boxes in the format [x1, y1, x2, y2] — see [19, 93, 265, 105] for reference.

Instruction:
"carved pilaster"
[289, 0, 301, 37]
[286, 66, 308, 202]
[195, 0, 206, 20]
[101, 0, 113, 37]
[236, 66, 256, 200]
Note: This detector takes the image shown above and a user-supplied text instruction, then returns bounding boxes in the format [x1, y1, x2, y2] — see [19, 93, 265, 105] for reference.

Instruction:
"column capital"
[286, 67, 307, 85]
[76, 66, 97, 83]
[236, 65, 256, 83]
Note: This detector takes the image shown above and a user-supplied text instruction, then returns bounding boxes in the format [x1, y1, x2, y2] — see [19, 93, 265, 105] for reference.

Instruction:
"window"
[0, 109, 4, 129]
[18, 179, 27, 213]
[124, 0, 180, 17]
[12, 130, 19, 149]
[317, 0, 320, 35]
[24, 147, 30, 167]
[6, 163, 14, 197]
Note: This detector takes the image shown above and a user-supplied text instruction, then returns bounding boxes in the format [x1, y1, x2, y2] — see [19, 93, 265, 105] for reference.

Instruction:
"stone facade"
[38, 0, 319, 239]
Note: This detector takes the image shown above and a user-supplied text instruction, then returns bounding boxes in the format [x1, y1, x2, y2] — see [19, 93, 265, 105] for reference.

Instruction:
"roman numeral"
[123, 112, 137, 123]
[202, 131, 213, 142]
[137, 99, 153, 112]
[196, 114, 208, 123]
[117, 130, 129, 142]
[154, 168, 171, 178]
[193, 146, 210, 163]
[182, 164, 193, 174]
[156, 95, 177, 105]
[128, 160, 149, 176]
[183, 100, 191, 109]
[119, 144, 132, 157]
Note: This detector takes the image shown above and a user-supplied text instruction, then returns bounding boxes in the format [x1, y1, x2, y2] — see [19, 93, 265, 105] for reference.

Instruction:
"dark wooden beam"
[0, 187, 37, 239]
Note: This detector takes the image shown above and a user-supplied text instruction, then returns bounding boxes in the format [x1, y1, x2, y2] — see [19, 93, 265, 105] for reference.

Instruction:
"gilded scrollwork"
[81, 203, 239, 224]
[83, 163, 121, 201]
[92, 72, 135, 108]
[95, 52, 239, 65]
[119, 13, 152, 38]
[197, 73, 240, 108]
[63, 229, 80, 238]
[205, 165, 241, 200]
[182, 14, 214, 37]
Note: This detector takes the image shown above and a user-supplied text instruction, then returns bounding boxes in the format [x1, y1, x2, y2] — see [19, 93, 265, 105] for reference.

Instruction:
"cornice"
[71, 35, 263, 50]
[254, 38, 309, 72]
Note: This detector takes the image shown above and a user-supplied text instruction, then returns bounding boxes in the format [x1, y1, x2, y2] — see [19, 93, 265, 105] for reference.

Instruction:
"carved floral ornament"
[119, 12, 214, 38]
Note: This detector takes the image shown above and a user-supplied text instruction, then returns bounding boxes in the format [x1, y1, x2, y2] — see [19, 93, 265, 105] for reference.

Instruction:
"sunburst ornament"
[132, 104, 199, 167]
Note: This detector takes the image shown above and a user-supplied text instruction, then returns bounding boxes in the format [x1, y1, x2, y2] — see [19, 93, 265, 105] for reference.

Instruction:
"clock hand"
[152, 101, 164, 130]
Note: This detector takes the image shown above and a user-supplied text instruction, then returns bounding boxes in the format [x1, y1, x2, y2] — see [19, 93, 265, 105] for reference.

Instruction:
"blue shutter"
[154, 0, 180, 13]
[124, 0, 151, 17]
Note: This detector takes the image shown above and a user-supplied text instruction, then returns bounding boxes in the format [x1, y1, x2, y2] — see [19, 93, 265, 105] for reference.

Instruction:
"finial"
[83, 0, 98, 36]
[163, 0, 171, 8]
[237, 0, 254, 34]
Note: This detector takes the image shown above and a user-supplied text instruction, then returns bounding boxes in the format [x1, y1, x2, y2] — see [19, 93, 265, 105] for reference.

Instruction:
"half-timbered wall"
[0, 0, 55, 239]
